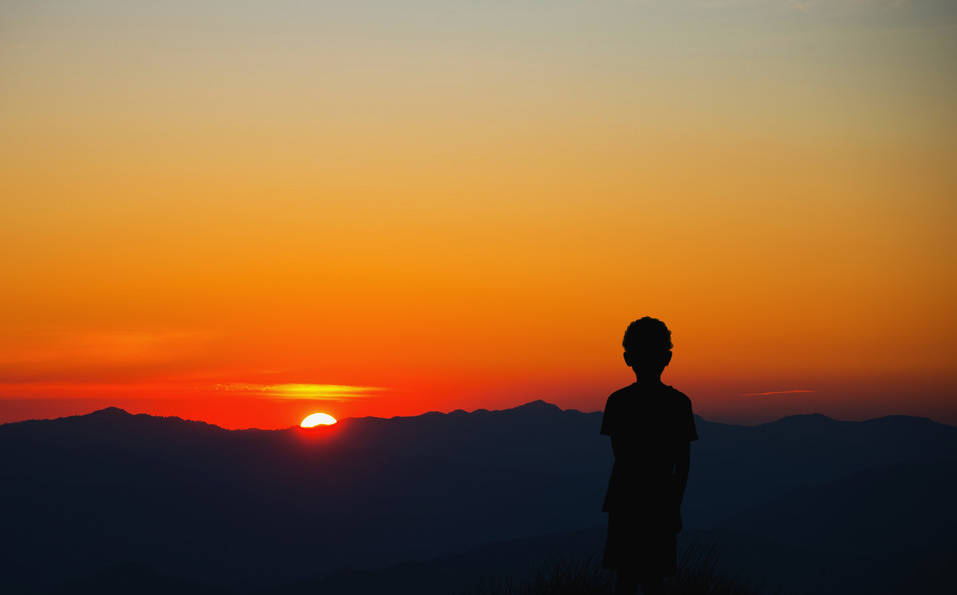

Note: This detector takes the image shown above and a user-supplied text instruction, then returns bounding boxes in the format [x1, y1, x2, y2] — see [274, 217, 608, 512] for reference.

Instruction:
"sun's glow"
[300, 412, 337, 428]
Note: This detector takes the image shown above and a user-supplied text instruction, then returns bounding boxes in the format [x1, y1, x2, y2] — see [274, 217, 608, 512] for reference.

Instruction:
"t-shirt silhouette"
[600, 382, 698, 533]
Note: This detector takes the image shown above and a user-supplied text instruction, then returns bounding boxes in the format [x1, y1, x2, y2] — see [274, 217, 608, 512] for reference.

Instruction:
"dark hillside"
[2, 403, 955, 594]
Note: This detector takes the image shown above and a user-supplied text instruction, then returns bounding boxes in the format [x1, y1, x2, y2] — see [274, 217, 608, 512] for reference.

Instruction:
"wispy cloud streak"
[216, 383, 385, 401]
[742, 389, 815, 397]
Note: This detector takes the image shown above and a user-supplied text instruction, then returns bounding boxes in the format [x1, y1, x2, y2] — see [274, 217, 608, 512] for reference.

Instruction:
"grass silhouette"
[467, 543, 764, 595]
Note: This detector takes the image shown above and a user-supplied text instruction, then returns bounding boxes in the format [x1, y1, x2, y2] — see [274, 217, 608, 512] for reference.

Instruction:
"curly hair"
[622, 316, 672, 354]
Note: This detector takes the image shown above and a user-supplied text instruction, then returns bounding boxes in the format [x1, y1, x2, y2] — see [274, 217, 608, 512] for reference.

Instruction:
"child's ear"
[663, 350, 673, 367]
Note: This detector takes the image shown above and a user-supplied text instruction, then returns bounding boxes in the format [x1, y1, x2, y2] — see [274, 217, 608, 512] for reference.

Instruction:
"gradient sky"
[2, 0, 955, 429]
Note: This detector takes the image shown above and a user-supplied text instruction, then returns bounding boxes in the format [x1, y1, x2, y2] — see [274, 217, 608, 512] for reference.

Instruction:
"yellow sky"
[1, 0, 955, 427]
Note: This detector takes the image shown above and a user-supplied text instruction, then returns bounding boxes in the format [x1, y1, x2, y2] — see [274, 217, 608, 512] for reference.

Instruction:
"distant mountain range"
[2, 401, 955, 594]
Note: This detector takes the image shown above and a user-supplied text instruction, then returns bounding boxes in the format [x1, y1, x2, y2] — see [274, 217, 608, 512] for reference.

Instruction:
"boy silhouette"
[600, 317, 698, 595]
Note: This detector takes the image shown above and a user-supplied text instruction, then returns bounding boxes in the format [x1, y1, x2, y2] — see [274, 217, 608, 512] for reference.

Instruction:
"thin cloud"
[216, 383, 385, 401]
[0, 329, 208, 368]
[742, 389, 815, 397]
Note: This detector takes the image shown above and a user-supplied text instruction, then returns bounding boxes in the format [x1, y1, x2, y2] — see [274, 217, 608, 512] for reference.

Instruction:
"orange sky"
[1, 1, 955, 428]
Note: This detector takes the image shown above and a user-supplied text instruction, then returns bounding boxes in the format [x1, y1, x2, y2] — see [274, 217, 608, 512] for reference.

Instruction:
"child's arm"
[610, 435, 625, 458]
[675, 441, 691, 504]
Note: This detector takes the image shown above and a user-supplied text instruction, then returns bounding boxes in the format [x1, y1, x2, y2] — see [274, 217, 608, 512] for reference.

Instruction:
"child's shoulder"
[664, 385, 693, 408]
[603, 384, 636, 414]
[606, 382, 638, 402]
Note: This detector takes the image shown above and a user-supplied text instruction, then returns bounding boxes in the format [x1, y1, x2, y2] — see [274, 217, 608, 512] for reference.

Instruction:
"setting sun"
[300, 413, 337, 428]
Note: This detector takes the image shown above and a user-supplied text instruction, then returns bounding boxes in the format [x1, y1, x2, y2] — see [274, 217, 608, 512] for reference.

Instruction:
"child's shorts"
[602, 510, 677, 578]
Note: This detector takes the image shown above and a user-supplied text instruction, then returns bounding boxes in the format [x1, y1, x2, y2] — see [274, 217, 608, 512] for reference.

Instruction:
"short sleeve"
[600, 394, 618, 436]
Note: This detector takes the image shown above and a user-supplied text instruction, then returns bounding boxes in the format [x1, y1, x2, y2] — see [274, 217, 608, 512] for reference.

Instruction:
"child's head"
[622, 317, 672, 380]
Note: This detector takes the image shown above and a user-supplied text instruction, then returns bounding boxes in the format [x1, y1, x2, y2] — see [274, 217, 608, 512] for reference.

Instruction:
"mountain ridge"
[4, 400, 954, 432]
